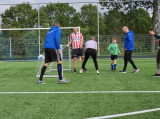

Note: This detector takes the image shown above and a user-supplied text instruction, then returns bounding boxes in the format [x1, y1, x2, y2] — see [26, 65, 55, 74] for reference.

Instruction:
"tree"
[40, 2, 80, 40]
[1, 2, 38, 28]
[103, 9, 125, 34]
[126, 8, 152, 34]
[72, 12, 82, 27]
[40, 3, 78, 27]
[1, 2, 38, 37]
[100, 0, 156, 53]
[80, 4, 106, 36]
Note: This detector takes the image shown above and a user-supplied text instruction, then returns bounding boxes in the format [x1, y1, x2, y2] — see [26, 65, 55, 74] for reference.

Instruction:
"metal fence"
[0, 34, 158, 61]
[0, 1, 160, 60]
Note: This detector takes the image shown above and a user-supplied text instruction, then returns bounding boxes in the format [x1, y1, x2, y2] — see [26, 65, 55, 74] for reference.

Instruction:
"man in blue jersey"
[119, 26, 139, 73]
[38, 22, 69, 84]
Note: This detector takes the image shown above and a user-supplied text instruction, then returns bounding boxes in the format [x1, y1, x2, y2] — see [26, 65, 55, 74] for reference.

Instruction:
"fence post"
[97, 2, 100, 56]
[158, 0, 160, 34]
[10, 37, 12, 57]
[38, 3, 40, 55]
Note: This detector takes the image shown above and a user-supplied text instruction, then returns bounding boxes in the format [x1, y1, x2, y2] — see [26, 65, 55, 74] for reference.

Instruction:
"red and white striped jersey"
[70, 32, 83, 49]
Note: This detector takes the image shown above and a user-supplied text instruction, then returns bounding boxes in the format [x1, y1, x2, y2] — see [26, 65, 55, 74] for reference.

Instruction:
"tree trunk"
[151, 0, 158, 53]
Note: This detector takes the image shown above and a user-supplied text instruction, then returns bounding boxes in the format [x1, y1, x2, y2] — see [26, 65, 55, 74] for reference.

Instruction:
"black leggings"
[123, 50, 137, 70]
[156, 50, 160, 73]
[82, 48, 98, 70]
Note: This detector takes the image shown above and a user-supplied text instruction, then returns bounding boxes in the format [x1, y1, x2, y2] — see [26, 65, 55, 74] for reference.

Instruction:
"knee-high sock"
[111, 64, 113, 70]
[57, 64, 62, 80]
[39, 65, 47, 81]
[114, 64, 117, 70]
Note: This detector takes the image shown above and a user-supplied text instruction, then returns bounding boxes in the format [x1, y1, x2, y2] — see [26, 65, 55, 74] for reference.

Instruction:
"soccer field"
[0, 58, 160, 119]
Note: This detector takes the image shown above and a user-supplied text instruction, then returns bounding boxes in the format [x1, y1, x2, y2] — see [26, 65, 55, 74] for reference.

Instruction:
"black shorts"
[111, 55, 118, 60]
[45, 48, 62, 63]
[72, 48, 85, 58]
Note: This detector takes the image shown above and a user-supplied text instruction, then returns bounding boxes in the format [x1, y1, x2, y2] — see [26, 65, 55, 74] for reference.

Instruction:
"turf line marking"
[1, 62, 156, 67]
[97, 60, 156, 61]
[86, 108, 160, 119]
[1, 91, 160, 94]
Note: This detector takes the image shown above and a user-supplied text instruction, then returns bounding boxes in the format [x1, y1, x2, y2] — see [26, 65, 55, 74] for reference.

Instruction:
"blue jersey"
[124, 30, 134, 51]
[44, 26, 61, 50]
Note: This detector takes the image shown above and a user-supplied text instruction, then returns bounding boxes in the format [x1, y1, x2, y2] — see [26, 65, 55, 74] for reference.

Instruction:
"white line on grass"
[0, 63, 156, 67]
[97, 60, 156, 62]
[1, 91, 160, 94]
[86, 108, 160, 119]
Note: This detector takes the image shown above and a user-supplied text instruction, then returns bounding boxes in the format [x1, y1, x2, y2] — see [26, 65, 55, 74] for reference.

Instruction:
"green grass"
[0, 58, 160, 119]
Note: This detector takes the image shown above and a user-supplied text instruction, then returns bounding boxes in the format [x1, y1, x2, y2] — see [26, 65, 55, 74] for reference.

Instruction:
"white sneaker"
[97, 71, 99, 75]
[79, 69, 83, 73]
[58, 78, 69, 84]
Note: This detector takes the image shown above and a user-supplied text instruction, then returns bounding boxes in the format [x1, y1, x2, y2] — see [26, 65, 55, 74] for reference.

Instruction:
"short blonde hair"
[54, 22, 60, 26]
[93, 37, 97, 42]
[123, 26, 129, 30]
[90, 37, 97, 42]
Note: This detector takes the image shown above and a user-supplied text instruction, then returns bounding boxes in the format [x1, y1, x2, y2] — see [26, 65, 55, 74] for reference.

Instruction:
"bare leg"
[114, 59, 117, 64]
[73, 57, 77, 69]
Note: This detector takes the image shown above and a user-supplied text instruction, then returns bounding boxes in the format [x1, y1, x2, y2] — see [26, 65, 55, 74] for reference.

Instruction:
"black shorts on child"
[111, 55, 118, 60]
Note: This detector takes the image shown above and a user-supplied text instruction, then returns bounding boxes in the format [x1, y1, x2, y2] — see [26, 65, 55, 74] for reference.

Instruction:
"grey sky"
[0, 0, 99, 4]
[0, 0, 99, 12]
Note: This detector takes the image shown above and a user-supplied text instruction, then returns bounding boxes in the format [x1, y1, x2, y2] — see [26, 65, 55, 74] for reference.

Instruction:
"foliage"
[103, 9, 125, 34]
[126, 8, 152, 34]
[40, 3, 77, 27]
[1, 2, 38, 29]
[100, 0, 157, 53]
[0, 1, 156, 56]
[80, 4, 106, 35]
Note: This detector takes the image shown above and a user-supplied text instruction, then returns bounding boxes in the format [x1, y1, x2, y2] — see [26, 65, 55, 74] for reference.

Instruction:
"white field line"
[77, 59, 156, 61]
[0, 63, 156, 67]
[1, 91, 160, 94]
[70, 63, 156, 66]
[86, 108, 160, 119]
[0, 59, 155, 63]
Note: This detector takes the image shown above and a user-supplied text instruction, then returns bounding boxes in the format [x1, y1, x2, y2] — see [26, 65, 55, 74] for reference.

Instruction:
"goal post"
[0, 27, 80, 77]
[36, 44, 71, 78]
[0, 27, 80, 61]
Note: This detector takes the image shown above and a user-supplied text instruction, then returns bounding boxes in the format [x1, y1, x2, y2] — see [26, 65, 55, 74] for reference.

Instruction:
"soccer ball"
[38, 54, 44, 60]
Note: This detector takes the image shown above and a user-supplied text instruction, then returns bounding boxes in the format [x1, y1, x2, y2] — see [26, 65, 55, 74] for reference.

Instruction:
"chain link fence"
[0, 1, 159, 60]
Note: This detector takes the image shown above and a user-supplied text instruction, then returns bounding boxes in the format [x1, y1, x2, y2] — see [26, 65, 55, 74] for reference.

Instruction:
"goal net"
[0, 27, 80, 77]
[35, 27, 80, 78]
[0, 27, 80, 61]
[36, 44, 71, 78]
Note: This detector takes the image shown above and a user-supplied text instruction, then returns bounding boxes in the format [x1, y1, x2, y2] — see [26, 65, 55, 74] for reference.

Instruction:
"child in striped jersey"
[108, 37, 121, 71]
